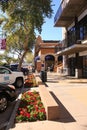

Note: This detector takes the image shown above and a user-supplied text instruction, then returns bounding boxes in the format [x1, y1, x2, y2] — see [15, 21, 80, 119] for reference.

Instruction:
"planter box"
[39, 84, 60, 120]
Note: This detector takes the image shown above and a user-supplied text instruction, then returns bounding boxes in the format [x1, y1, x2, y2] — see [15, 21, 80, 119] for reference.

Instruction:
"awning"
[34, 56, 40, 61]
[45, 55, 55, 60]
[56, 44, 87, 56]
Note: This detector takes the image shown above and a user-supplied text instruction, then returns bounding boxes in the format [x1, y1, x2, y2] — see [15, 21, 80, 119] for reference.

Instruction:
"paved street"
[0, 101, 16, 130]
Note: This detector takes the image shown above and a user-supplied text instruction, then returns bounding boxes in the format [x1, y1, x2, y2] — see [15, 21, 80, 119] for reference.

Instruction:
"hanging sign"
[0, 38, 6, 49]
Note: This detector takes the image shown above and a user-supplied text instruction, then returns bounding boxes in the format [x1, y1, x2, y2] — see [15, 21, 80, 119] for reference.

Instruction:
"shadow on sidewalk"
[46, 80, 58, 83]
[50, 91, 76, 123]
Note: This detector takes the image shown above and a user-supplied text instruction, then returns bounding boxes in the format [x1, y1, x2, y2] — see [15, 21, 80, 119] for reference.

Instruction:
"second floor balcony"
[54, 0, 87, 27]
[56, 34, 87, 56]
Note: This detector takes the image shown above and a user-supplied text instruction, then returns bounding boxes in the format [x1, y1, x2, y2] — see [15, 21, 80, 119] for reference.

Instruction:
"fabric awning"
[34, 56, 40, 61]
[45, 55, 54, 60]
[56, 44, 87, 56]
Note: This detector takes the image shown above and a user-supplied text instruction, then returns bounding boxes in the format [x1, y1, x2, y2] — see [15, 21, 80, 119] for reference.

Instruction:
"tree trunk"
[18, 34, 29, 71]
[18, 50, 28, 71]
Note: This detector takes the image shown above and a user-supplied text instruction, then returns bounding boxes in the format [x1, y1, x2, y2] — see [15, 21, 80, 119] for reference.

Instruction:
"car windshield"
[10, 64, 18, 71]
[0, 67, 11, 74]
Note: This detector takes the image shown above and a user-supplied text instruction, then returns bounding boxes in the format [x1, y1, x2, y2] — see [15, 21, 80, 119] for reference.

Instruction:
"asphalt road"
[0, 88, 23, 130]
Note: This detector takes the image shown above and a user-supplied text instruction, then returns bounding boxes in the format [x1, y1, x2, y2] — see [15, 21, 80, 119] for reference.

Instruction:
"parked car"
[10, 64, 29, 75]
[0, 66, 24, 88]
[0, 84, 17, 112]
[10, 64, 18, 71]
[21, 67, 29, 75]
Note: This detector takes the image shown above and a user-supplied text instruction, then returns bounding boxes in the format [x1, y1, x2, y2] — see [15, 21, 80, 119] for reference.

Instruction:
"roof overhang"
[56, 44, 87, 56]
[54, 0, 87, 27]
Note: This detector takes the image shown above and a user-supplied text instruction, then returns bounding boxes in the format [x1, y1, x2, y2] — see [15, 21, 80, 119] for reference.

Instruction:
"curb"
[5, 87, 24, 130]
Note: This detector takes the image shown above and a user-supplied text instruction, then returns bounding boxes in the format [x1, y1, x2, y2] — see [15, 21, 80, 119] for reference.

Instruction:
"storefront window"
[83, 56, 87, 78]
[68, 15, 87, 46]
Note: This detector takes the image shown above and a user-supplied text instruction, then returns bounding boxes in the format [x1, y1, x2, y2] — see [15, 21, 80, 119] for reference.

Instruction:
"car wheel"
[15, 78, 23, 88]
[0, 95, 8, 112]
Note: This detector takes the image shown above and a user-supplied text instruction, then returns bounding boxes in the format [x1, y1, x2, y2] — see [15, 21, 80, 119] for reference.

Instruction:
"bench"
[39, 84, 60, 120]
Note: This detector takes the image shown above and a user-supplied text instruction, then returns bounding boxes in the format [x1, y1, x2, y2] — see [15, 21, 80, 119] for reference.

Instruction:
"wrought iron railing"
[56, 36, 82, 53]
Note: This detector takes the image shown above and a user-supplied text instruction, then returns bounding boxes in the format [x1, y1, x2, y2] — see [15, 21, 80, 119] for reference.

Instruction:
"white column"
[62, 27, 69, 75]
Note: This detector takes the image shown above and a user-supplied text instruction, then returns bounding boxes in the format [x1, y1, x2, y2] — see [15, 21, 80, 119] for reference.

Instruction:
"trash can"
[40, 71, 47, 82]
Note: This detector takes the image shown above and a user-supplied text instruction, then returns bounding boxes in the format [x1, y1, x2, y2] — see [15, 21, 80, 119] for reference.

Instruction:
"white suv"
[0, 66, 24, 88]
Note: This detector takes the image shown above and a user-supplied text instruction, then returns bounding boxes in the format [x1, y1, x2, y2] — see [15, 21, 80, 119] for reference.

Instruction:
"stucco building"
[34, 36, 62, 72]
[54, 0, 87, 78]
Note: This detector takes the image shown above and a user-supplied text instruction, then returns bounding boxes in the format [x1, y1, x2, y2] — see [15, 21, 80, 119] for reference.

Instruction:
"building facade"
[34, 35, 63, 72]
[54, 0, 87, 78]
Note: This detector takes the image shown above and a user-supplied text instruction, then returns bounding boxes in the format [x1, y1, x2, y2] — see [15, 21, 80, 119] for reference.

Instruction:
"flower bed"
[15, 91, 46, 122]
[24, 74, 37, 87]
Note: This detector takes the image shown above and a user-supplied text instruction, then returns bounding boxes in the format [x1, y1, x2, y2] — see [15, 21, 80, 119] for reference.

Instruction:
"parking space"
[0, 88, 23, 130]
[0, 101, 16, 130]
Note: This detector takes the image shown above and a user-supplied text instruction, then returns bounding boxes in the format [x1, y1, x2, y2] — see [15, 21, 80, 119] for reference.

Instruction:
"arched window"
[45, 55, 55, 71]
[58, 56, 63, 64]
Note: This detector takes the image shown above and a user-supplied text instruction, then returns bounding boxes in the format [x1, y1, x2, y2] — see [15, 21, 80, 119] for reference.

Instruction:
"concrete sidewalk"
[10, 72, 87, 130]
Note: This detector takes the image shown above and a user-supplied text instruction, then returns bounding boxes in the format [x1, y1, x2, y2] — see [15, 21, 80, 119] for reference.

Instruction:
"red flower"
[20, 110, 24, 115]
[25, 113, 30, 118]
[19, 108, 22, 111]
[40, 108, 46, 113]
[16, 91, 46, 122]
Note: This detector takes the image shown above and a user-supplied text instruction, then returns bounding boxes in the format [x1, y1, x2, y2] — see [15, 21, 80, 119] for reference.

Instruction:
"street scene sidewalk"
[10, 72, 87, 130]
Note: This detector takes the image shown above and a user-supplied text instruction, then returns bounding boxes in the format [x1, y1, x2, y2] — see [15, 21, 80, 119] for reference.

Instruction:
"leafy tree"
[0, 52, 18, 65]
[0, 0, 53, 70]
[25, 52, 34, 63]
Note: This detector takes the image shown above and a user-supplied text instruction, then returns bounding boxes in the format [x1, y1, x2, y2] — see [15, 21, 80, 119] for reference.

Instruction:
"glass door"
[83, 56, 87, 78]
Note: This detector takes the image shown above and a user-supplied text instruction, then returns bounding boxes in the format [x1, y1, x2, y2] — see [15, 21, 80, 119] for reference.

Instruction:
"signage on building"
[0, 38, 6, 49]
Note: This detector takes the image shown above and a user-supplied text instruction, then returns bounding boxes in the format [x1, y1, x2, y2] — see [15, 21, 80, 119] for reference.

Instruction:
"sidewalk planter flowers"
[24, 74, 37, 87]
[15, 91, 46, 122]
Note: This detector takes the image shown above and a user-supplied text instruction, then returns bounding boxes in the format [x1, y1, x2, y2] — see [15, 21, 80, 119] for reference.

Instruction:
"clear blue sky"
[36, 0, 62, 41]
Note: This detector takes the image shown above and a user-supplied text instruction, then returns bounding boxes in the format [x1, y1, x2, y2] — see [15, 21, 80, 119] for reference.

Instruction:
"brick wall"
[41, 48, 55, 55]
[35, 36, 62, 72]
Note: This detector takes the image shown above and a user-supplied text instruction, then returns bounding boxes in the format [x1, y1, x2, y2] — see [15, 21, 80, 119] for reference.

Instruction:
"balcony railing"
[55, 40, 66, 53]
[55, 38, 81, 53]
[55, 46, 63, 53]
